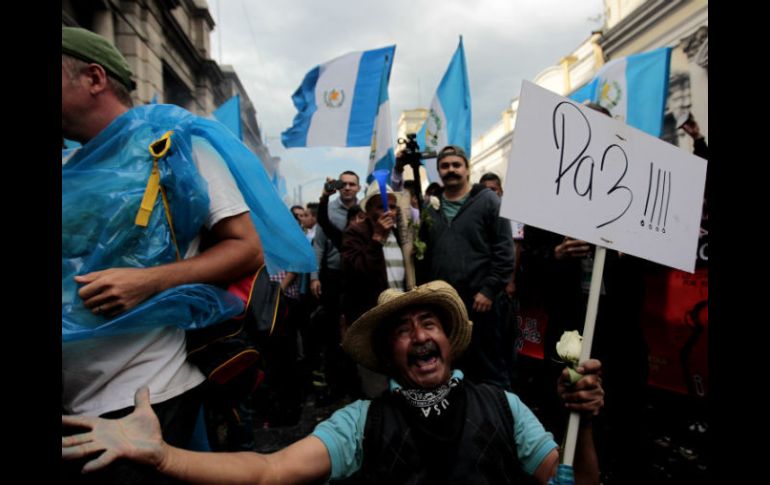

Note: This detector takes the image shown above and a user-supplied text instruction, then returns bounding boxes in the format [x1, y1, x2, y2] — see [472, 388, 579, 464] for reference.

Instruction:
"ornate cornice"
[682, 26, 708, 68]
[682, 26, 707, 58]
[600, 0, 686, 58]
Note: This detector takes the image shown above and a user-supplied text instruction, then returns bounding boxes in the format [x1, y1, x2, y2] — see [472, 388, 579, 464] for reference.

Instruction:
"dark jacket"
[359, 379, 527, 485]
[519, 225, 648, 387]
[418, 184, 514, 301]
[341, 218, 408, 322]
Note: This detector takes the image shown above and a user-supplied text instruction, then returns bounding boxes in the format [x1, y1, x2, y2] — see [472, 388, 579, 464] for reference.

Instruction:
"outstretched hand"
[62, 387, 165, 473]
[557, 359, 605, 417]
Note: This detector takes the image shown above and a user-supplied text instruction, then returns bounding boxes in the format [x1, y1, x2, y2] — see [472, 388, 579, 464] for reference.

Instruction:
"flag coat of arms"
[282, 45, 396, 148]
[570, 47, 671, 137]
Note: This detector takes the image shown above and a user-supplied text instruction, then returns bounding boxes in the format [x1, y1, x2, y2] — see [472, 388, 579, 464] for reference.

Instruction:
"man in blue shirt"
[63, 280, 605, 484]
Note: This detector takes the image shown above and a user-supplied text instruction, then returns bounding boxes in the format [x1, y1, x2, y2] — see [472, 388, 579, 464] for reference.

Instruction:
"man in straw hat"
[64, 280, 604, 484]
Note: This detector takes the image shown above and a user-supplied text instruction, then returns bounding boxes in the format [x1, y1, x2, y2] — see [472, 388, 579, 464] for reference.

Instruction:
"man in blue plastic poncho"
[61, 26, 262, 484]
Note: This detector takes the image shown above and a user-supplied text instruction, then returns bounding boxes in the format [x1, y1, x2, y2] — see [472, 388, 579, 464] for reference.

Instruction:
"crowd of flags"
[68, 40, 674, 191]
[281, 37, 471, 184]
[279, 41, 671, 185]
[207, 39, 672, 195]
[60, 34, 675, 197]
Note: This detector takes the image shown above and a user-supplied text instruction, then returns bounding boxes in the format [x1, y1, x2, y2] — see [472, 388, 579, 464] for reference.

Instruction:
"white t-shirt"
[62, 136, 249, 416]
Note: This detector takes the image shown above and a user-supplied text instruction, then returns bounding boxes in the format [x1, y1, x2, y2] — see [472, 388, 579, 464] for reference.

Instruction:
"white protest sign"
[501, 81, 707, 273]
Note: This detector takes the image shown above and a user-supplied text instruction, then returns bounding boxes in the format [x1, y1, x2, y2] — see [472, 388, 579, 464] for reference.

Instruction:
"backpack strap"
[135, 130, 181, 261]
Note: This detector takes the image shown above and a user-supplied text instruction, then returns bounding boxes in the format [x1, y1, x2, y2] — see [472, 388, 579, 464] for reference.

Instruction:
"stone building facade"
[62, 0, 275, 175]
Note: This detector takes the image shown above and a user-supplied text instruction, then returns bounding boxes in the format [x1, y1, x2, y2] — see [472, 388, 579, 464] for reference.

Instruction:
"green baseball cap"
[62, 26, 136, 91]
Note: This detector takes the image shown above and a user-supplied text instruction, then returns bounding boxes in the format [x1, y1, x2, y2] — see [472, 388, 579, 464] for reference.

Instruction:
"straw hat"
[342, 280, 472, 373]
[360, 182, 397, 213]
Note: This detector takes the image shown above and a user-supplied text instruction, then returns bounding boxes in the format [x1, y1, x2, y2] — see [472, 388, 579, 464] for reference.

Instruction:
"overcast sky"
[208, 0, 604, 204]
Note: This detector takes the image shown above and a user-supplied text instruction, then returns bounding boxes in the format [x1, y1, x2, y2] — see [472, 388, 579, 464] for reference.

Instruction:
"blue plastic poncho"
[63, 104, 317, 342]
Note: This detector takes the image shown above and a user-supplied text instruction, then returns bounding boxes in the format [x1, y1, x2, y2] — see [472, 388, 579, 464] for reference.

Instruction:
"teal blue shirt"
[440, 192, 470, 221]
[312, 370, 557, 480]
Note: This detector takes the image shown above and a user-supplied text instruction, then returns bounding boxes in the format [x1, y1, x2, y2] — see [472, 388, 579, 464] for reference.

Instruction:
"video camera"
[398, 133, 437, 167]
[396, 134, 436, 209]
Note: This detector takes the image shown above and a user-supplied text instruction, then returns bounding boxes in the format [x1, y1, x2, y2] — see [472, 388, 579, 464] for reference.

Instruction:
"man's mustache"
[407, 341, 440, 365]
[442, 173, 461, 180]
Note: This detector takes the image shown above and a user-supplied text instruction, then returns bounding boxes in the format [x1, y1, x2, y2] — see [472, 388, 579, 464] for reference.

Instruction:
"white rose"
[556, 330, 582, 368]
[428, 196, 440, 210]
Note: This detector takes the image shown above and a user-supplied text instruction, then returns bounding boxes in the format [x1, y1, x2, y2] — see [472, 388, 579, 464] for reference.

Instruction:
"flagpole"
[562, 245, 606, 466]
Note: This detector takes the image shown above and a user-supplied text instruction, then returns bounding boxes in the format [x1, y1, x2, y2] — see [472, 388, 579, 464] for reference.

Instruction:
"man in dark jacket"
[416, 145, 515, 389]
[63, 281, 605, 484]
[341, 183, 414, 323]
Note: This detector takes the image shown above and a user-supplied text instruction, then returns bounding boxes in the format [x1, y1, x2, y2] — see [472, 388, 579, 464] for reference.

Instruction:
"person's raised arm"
[62, 387, 331, 485]
[390, 150, 407, 192]
[530, 358, 604, 485]
[682, 117, 709, 160]
[317, 180, 345, 250]
[75, 212, 262, 318]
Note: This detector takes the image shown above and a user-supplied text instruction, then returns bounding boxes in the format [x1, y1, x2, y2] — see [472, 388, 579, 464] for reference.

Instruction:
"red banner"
[641, 266, 708, 396]
[514, 224, 708, 399]
[515, 303, 548, 360]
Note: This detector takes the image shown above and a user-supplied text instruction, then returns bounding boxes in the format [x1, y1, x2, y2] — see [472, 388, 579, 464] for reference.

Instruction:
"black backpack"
[186, 265, 288, 399]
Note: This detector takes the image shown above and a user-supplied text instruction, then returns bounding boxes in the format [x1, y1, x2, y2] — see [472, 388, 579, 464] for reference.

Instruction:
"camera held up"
[324, 179, 346, 192]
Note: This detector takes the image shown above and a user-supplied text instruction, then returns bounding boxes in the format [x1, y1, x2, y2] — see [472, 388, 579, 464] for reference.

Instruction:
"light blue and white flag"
[213, 94, 243, 141]
[366, 52, 396, 181]
[282, 45, 396, 148]
[417, 36, 471, 182]
[570, 47, 671, 137]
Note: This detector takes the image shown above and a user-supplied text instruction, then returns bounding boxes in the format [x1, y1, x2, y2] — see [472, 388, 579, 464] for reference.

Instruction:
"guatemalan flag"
[417, 36, 471, 183]
[366, 50, 396, 181]
[570, 46, 671, 137]
[282, 45, 396, 148]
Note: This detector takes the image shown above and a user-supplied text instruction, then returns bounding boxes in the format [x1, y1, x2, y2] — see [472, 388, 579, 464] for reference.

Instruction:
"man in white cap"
[341, 182, 416, 323]
[64, 280, 604, 484]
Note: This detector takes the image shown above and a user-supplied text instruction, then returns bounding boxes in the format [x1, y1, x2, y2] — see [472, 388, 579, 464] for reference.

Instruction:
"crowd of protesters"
[61, 26, 708, 485]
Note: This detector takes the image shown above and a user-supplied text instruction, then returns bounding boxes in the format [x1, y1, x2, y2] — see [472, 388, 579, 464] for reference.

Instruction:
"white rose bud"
[556, 330, 583, 368]
[429, 196, 440, 210]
